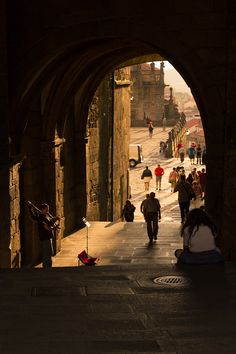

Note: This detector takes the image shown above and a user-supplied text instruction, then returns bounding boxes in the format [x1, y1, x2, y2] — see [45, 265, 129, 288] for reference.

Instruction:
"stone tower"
[130, 62, 165, 127]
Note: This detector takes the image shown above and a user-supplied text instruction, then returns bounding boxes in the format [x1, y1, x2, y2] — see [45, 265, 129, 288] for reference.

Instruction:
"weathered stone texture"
[131, 63, 165, 127]
[9, 163, 21, 268]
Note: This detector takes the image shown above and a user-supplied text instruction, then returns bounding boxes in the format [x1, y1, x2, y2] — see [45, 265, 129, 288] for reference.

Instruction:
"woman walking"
[141, 166, 153, 191]
[122, 200, 136, 222]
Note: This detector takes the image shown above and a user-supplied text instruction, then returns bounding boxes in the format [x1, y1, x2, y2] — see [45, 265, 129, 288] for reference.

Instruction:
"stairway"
[53, 221, 183, 267]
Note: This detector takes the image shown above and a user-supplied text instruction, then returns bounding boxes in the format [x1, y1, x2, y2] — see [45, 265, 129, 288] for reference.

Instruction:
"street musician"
[28, 201, 60, 268]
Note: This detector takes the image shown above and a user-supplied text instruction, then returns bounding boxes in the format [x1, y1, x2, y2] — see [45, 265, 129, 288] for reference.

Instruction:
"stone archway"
[2, 1, 235, 266]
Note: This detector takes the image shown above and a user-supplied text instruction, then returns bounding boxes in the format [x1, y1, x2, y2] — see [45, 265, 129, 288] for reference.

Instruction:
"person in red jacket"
[154, 164, 164, 190]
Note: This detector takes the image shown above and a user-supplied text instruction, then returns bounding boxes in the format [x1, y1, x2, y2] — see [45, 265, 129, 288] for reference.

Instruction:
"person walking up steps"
[140, 194, 150, 222]
[196, 144, 202, 165]
[154, 164, 164, 191]
[174, 174, 195, 223]
[148, 121, 154, 138]
[143, 192, 161, 245]
[168, 167, 178, 192]
[141, 166, 152, 191]
[179, 146, 185, 163]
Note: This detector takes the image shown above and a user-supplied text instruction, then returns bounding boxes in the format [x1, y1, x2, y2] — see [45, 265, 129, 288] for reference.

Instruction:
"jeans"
[156, 176, 162, 189]
[179, 200, 190, 222]
[146, 212, 159, 240]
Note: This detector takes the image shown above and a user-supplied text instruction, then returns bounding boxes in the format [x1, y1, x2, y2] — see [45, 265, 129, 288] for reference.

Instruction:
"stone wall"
[86, 69, 130, 221]
[0, 0, 11, 267]
[53, 138, 65, 253]
[220, 1, 236, 259]
[9, 162, 21, 267]
[113, 67, 131, 220]
[86, 75, 113, 221]
[165, 114, 187, 158]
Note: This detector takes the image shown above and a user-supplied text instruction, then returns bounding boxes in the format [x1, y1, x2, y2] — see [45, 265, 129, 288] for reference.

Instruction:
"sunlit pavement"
[129, 127, 204, 222]
[51, 127, 204, 268]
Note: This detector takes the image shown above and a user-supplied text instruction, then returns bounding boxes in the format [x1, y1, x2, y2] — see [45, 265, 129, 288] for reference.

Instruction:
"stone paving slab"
[1, 264, 236, 353]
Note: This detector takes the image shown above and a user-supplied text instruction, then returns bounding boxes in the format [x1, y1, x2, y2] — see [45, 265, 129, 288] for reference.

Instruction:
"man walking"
[143, 192, 161, 245]
[196, 144, 202, 164]
[154, 164, 164, 190]
[168, 167, 178, 192]
[179, 146, 185, 163]
[174, 175, 194, 223]
[140, 194, 150, 221]
[199, 168, 206, 200]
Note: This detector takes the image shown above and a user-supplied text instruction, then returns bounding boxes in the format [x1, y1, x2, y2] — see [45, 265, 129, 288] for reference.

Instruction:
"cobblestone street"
[129, 127, 204, 222]
[50, 127, 205, 268]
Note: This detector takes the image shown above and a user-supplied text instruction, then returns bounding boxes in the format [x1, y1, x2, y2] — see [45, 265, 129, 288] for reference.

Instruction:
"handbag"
[189, 191, 196, 200]
[181, 182, 196, 200]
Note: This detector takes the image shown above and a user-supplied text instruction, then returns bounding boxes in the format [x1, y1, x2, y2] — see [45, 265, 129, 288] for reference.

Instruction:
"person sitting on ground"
[121, 200, 136, 222]
[175, 208, 224, 264]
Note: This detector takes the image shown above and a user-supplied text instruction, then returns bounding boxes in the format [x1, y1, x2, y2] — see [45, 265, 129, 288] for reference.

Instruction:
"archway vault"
[10, 35, 212, 149]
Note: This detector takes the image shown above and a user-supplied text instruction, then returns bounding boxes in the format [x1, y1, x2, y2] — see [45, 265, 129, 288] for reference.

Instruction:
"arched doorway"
[6, 34, 226, 266]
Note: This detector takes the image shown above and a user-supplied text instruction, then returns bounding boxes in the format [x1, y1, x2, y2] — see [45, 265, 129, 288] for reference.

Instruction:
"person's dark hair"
[150, 192, 155, 198]
[125, 200, 131, 205]
[181, 208, 217, 238]
[145, 166, 149, 169]
[41, 203, 49, 210]
[180, 174, 186, 181]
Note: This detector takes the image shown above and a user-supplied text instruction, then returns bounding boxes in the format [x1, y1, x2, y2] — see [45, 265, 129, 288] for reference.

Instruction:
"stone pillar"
[74, 131, 87, 228]
[9, 160, 22, 267]
[113, 68, 131, 220]
[54, 137, 65, 253]
[40, 138, 64, 254]
[217, 1, 236, 259]
[0, 0, 11, 267]
[0, 153, 11, 268]
[165, 131, 173, 158]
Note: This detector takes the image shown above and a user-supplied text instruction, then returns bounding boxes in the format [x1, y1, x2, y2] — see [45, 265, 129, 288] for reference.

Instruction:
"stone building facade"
[86, 68, 131, 223]
[131, 62, 165, 126]
[130, 62, 180, 127]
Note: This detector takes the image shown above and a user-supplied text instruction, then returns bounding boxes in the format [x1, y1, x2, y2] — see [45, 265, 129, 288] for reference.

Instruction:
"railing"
[165, 113, 187, 158]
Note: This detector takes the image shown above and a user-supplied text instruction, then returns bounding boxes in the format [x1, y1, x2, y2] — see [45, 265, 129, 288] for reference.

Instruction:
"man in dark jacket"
[141, 166, 153, 191]
[174, 175, 194, 223]
[143, 192, 161, 245]
[29, 202, 60, 267]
